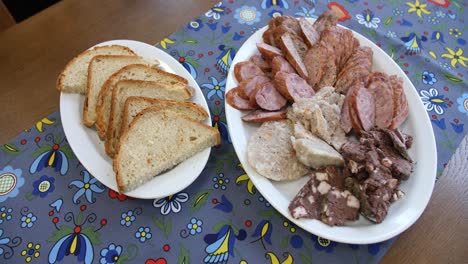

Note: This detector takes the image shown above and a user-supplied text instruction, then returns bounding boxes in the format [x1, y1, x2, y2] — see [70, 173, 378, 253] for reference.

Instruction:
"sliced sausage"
[241, 109, 287, 122]
[271, 56, 296, 76]
[238, 75, 271, 100]
[389, 75, 409, 129]
[313, 10, 338, 34]
[320, 26, 344, 65]
[252, 82, 287, 111]
[274, 72, 315, 101]
[226, 87, 257, 111]
[234, 61, 265, 82]
[367, 71, 389, 85]
[367, 80, 394, 129]
[341, 84, 358, 133]
[317, 47, 337, 89]
[250, 54, 271, 72]
[304, 43, 327, 89]
[351, 85, 375, 131]
[299, 18, 320, 47]
[262, 28, 275, 46]
[256, 43, 283, 61]
[278, 33, 309, 79]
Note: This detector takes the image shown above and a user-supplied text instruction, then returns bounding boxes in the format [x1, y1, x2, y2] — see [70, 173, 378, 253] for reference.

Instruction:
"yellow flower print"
[21, 242, 40, 263]
[35, 118, 55, 133]
[156, 37, 175, 49]
[406, 0, 431, 17]
[441, 47, 468, 68]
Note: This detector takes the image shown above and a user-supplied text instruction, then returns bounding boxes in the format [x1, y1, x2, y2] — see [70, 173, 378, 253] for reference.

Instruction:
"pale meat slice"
[226, 87, 257, 111]
[389, 75, 409, 129]
[271, 56, 296, 76]
[274, 72, 315, 101]
[278, 33, 309, 79]
[249, 54, 271, 72]
[247, 120, 309, 181]
[367, 79, 394, 129]
[256, 43, 283, 61]
[238, 75, 270, 100]
[298, 18, 320, 47]
[234, 61, 264, 82]
[251, 82, 287, 111]
[351, 85, 375, 131]
[304, 43, 327, 89]
[313, 10, 338, 34]
[241, 109, 287, 123]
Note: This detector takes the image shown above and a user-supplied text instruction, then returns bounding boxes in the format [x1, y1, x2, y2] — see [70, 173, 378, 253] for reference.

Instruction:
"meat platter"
[225, 13, 437, 244]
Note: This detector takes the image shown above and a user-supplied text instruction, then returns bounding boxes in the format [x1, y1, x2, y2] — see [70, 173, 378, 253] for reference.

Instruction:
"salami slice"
[226, 87, 257, 111]
[274, 72, 315, 101]
[234, 61, 265, 82]
[241, 109, 287, 122]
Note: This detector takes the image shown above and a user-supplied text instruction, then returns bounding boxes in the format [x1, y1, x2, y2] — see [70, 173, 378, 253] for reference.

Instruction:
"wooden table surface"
[0, 0, 466, 263]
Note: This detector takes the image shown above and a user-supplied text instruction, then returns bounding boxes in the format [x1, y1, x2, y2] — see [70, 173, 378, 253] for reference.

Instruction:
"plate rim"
[60, 39, 212, 199]
[224, 21, 437, 244]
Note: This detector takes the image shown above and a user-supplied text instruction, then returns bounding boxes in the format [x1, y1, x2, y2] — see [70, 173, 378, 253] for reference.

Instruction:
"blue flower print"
[420, 88, 448, 114]
[427, 16, 440, 25]
[187, 19, 204, 31]
[422, 71, 437, 85]
[435, 10, 446, 18]
[0, 207, 12, 224]
[202, 77, 226, 100]
[431, 31, 445, 43]
[393, 8, 404, 16]
[234, 6, 261, 25]
[0, 166, 24, 203]
[0, 229, 11, 256]
[69, 170, 105, 204]
[311, 235, 337, 253]
[401, 32, 426, 54]
[153, 192, 189, 215]
[212, 173, 229, 190]
[261, 0, 289, 10]
[100, 243, 122, 264]
[32, 175, 55, 198]
[187, 218, 203, 235]
[386, 31, 397, 38]
[21, 213, 37, 228]
[120, 210, 136, 227]
[268, 10, 283, 18]
[205, 2, 226, 20]
[356, 9, 380, 29]
[295, 7, 317, 18]
[135, 227, 152, 243]
[457, 93, 468, 116]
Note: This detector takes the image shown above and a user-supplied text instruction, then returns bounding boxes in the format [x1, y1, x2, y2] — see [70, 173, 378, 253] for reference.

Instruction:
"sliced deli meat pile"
[227, 10, 414, 226]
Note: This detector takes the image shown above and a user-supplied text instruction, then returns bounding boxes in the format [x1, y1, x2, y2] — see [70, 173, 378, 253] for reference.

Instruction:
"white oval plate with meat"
[60, 40, 211, 199]
[225, 22, 437, 244]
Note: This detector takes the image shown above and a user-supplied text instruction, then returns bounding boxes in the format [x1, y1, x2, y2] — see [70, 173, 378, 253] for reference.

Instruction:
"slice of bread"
[121, 96, 208, 137]
[56, 45, 136, 94]
[114, 108, 220, 193]
[95, 64, 189, 139]
[83, 55, 158, 127]
[106, 80, 193, 157]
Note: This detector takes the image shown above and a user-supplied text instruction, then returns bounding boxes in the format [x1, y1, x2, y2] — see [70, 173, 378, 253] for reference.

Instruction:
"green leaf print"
[177, 243, 190, 264]
[48, 225, 73, 243]
[191, 190, 213, 214]
[81, 226, 101, 245]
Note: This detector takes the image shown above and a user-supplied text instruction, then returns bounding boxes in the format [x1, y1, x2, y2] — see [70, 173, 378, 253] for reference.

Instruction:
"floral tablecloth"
[0, 0, 466, 263]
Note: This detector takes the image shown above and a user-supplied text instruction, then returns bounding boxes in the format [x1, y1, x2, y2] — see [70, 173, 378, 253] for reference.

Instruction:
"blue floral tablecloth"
[0, 0, 466, 263]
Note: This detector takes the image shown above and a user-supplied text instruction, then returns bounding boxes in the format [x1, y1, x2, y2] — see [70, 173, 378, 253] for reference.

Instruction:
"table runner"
[0, 0, 466, 263]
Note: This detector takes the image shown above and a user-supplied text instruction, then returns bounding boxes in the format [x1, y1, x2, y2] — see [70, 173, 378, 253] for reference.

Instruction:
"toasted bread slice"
[83, 55, 158, 127]
[121, 96, 208, 138]
[106, 80, 192, 157]
[95, 64, 189, 139]
[56, 45, 136, 94]
[114, 108, 220, 193]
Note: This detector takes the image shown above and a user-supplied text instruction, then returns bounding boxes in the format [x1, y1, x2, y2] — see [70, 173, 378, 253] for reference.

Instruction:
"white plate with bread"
[225, 16, 436, 244]
[59, 40, 219, 199]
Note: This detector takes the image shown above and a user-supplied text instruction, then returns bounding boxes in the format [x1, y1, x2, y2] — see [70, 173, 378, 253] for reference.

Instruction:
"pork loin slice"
[271, 56, 296, 76]
[247, 120, 309, 181]
[241, 109, 287, 123]
[274, 72, 315, 101]
[226, 87, 257, 111]
[234, 61, 265, 82]
[278, 33, 309, 79]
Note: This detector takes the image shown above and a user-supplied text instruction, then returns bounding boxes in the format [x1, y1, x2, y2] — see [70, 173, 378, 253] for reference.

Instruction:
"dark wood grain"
[0, 0, 466, 262]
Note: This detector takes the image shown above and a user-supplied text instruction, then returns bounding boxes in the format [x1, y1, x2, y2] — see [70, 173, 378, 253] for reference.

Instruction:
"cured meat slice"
[313, 10, 338, 34]
[256, 43, 283, 61]
[262, 28, 275, 46]
[389, 75, 409, 129]
[226, 87, 257, 111]
[351, 86, 375, 131]
[304, 43, 327, 89]
[252, 82, 287, 111]
[367, 79, 394, 129]
[298, 18, 320, 47]
[316, 48, 337, 89]
[249, 54, 271, 72]
[320, 26, 344, 65]
[241, 109, 287, 122]
[278, 33, 309, 79]
[238, 75, 270, 100]
[234, 61, 264, 82]
[274, 72, 315, 101]
[271, 56, 296, 75]
[340, 84, 360, 133]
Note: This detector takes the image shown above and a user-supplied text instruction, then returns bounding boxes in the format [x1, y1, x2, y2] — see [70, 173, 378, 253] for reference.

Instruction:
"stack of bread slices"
[57, 45, 220, 193]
